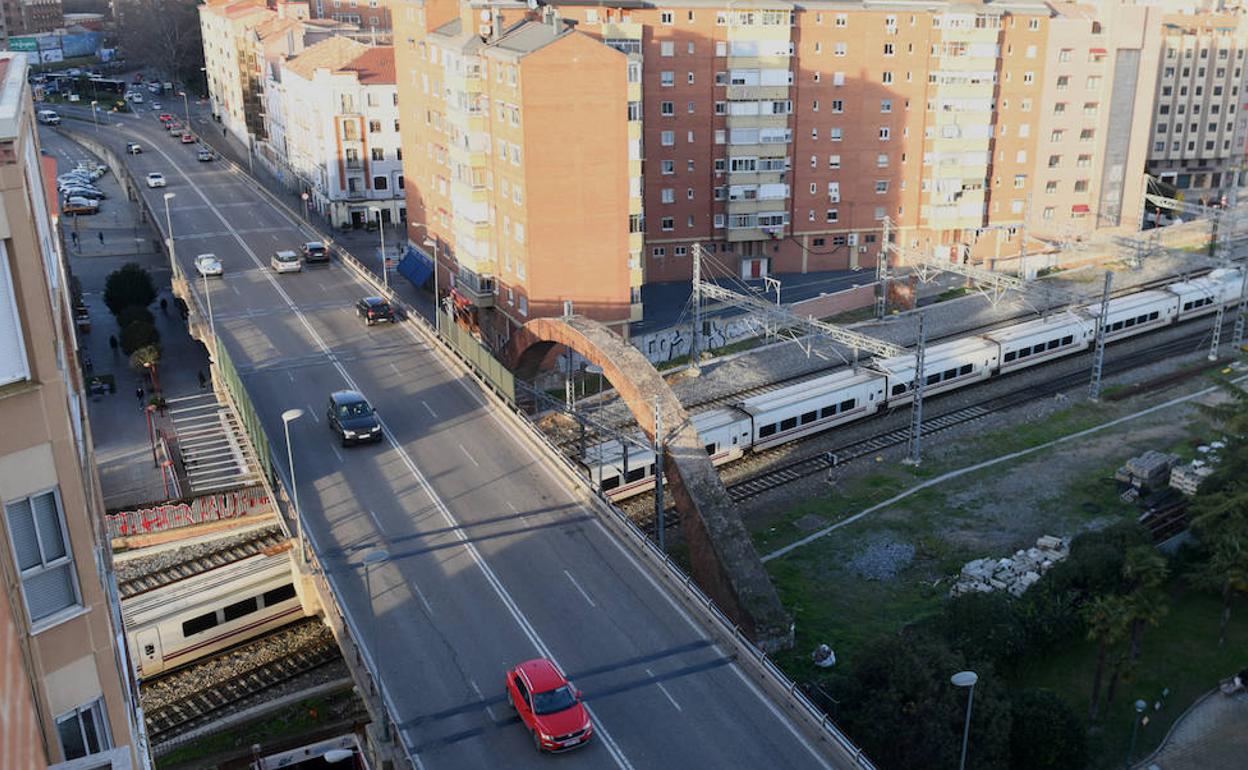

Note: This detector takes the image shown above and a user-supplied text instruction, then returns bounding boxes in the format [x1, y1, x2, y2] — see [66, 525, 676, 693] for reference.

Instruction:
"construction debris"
[1114, 450, 1181, 492]
[950, 535, 1070, 598]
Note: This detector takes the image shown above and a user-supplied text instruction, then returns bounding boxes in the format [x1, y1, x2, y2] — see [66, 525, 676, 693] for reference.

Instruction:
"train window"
[780, 417, 798, 431]
[839, 398, 855, 412]
[1138, 314, 1148, 324]
[625, 467, 646, 483]
[1003, 351, 1017, 362]
[1061, 335, 1073, 345]
[705, 443, 716, 454]
[263, 583, 297, 606]
[1183, 301, 1193, 311]
[925, 373, 939, 386]
[821, 405, 836, 418]
[182, 612, 219, 638]
[648, 464, 657, 476]
[731, 435, 738, 444]
[1018, 347, 1032, 358]
[759, 423, 777, 438]
[959, 364, 972, 376]
[943, 368, 957, 380]
[1150, 311, 1159, 320]
[891, 383, 907, 395]
[224, 597, 258, 622]
[800, 410, 817, 425]
[601, 475, 621, 491]
[1045, 339, 1058, 350]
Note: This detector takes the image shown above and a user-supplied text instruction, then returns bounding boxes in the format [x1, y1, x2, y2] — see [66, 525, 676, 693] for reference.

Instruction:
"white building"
[282, 38, 404, 228]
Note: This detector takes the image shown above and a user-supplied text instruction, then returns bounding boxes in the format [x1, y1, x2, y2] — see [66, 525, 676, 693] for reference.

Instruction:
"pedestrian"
[160, 298, 168, 313]
[70, 231, 79, 247]
[108, 334, 118, 352]
[135, 386, 144, 409]
[98, 231, 104, 245]
[197, 370, 207, 390]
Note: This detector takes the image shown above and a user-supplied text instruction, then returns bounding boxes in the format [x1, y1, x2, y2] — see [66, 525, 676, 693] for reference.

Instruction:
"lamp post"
[1126, 699, 1147, 769]
[951, 670, 978, 770]
[361, 549, 389, 640]
[424, 237, 438, 330]
[203, 262, 216, 346]
[162, 193, 177, 272]
[301, 191, 310, 221]
[369, 206, 387, 292]
[281, 408, 304, 563]
[90, 100, 98, 132]
[178, 90, 191, 127]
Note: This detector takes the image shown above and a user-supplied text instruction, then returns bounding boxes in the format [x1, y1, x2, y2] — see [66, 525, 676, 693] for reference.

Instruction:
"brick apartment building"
[0, 53, 145, 770]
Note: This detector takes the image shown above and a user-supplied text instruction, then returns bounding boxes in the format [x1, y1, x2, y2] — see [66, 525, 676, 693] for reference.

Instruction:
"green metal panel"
[437, 311, 515, 405]
[214, 339, 274, 483]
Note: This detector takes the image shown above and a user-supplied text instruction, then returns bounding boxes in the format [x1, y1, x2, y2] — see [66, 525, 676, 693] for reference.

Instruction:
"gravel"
[845, 536, 915, 581]
[114, 523, 283, 585]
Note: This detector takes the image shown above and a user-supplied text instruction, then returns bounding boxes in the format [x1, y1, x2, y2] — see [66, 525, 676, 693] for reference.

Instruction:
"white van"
[36, 109, 61, 125]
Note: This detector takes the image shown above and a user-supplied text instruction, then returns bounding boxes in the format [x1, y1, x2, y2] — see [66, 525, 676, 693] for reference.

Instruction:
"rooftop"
[341, 46, 395, 85]
[283, 35, 369, 79]
[0, 53, 21, 143]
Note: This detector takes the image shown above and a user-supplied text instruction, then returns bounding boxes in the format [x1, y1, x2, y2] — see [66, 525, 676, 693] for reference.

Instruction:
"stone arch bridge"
[507, 315, 792, 652]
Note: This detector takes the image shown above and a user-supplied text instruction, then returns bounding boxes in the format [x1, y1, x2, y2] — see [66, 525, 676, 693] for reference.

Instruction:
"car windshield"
[532, 685, 577, 716]
[337, 401, 372, 419]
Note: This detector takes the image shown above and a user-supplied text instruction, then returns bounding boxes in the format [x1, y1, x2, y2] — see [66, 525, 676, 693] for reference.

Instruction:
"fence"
[437, 310, 515, 404]
[213, 339, 274, 485]
[105, 484, 271, 539]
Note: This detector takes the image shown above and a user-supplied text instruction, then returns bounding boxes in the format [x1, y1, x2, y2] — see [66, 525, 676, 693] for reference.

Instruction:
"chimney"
[543, 4, 557, 29]
[491, 6, 501, 39]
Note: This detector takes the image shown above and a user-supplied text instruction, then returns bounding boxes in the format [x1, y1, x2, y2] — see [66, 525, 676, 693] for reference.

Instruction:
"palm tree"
[1082, 594, 1130, 723]
[1122, 546, 1169, 662]
[1191, 522, 1248, 647]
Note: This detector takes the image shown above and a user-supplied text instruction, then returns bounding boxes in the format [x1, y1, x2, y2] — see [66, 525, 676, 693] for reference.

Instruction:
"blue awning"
[397, 246, 433, 288]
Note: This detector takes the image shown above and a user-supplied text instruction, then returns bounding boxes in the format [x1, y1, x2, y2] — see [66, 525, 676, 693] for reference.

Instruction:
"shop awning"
[1071, 204, 1090, 214]
[397, 246, 433, 287]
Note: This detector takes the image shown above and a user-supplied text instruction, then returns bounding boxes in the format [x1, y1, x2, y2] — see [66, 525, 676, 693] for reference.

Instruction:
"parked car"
[197, 148, 214, 162]
[356, 297, 395, 326]
[158, 113, 173, 123]
[126, 142, 142, 154]
[145, 172, 166, 188]
[63, 197, 99, 215]
[169, 127, 184, 138]
[505, 659, 592, 753]
[150, 102, 162, 111]
[36, 109, 61, 125]
[301, 241, 330, 264]
[129, 92, 144, 104]
[61, 187, 105, 201]
[326, 390, 383, 446]
[194, 253, 223, 277]
[180, 133, 195, 144]
[57, 173, 94, 187]
[271, 250, 302, 274]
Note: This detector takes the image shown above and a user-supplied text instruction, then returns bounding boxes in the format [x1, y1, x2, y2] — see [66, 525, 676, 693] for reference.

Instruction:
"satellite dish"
[479, 8, 489, 21]
[527, 0, 538, 10]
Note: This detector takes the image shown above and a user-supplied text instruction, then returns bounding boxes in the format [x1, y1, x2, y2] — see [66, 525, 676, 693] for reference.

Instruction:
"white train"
[584, 267, 1245, 499]
[122, 548, 307, 678]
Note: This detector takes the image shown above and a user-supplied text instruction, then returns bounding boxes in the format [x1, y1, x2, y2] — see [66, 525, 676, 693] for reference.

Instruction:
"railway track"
[143, 619, 340, 743]
[552, 261, 1241, 452]
[117, 525, 287, 599]
[622, 317, 1241, 530]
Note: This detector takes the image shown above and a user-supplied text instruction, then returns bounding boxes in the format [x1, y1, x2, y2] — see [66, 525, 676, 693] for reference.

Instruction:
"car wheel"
[532, 730, 543, 753]
[341, 435, 350, 448]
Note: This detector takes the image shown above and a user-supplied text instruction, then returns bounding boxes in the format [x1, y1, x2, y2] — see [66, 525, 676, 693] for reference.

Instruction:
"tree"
[837, 633, 1011, 770]
[115, 0, 204, 85]
[119, 320, 159, 356]
[1122, 546, 1169, 663]
[935, 591, 1026, 669]
[1082, 594, 1130, 722]
[116, 305, 155, 330]
[1008, 689, 1088, 770]
[103, 263, 156, 317]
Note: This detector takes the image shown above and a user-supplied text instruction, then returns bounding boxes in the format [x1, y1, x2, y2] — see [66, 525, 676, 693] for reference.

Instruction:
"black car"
[302, 241, 330, 264]
[326, 390, 382, 446]
[356, 297, 395, 326]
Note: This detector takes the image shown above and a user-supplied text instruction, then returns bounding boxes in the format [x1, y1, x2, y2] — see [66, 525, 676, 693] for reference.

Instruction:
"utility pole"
[1208, 188, 1237, 361]
[653, 396, 665, 553]
[876, 217, 890, 320]
[1233, 266, 1247, 351]
[906, 312, 926, 466]
[1089, 271, 1113, 401]
[691, 244, 702, 372]
[1018, 194, 1031, 280]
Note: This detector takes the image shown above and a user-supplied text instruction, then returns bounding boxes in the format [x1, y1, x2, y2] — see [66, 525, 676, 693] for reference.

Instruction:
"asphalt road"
[47, 108, 859, 769]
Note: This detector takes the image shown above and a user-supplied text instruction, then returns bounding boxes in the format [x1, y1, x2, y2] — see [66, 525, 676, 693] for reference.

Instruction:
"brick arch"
[508, 316, 792, 652]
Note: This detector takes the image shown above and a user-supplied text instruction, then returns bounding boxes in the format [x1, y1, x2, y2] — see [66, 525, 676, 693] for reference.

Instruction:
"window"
[1013, 175, 1026, 189]
[874, 180, 888, 193]
[1045, 181, 1058, 194]
[661, 71, 674, 87]
[263, 583, 297, 606]
[661, 101, 674, 116]
[182, 611, 218, 637]
[660, 160, 675, 175]
[830, 128, 843, 141]
[828, 154, 841, 169]
[660, 10, 673, 24]
[661, 217, 674, 231]
[652, 246, 666, 258]
[881, 99, 892, 113]
[826, 209, 838, 222]
[1074, 180, 1089, 193]
[877, 153, 889, 168]
[878, 127, 890, 140]
[373, 176, 388, 190]
[224, 597, 258, 621]
[5, 489, 78, 625]
[371, 148, 384, 161]
[56, 699, 110, 761]
[368, 119, 381, 133]
[831, 99, 844, 113]
[661, 131, 675, 146]
[882, 71, 893, 84]
[660, 41, 674, 57]
[661, 188, 675, 203]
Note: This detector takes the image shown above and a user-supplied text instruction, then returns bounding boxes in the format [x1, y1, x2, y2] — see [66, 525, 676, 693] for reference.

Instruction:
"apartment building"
[281, 39, 406, 227]
[0, 53, 145, 770]
[1146, 10, 1248, 203]
[395, 0, 636, 345]
[201, 0, 274, 144]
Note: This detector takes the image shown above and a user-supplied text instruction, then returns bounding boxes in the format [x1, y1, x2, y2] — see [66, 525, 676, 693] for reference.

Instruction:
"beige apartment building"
[0, 53, 145, 770]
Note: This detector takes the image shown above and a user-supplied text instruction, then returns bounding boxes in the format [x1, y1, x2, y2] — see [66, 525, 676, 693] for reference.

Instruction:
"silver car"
[270, 250, 302, 274]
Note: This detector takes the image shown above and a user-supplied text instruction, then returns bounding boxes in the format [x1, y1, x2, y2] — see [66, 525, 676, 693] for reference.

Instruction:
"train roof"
[1168, 268, 1242, 298]
[1082, 289, 1173, 316]
[738, 368, 883, 415]
[983, 311, 1090, 343]
[121, 550, 293, 626]
[872, 336, 997, 375]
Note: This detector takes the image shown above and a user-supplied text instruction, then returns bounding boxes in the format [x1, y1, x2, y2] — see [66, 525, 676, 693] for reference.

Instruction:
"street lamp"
[203, 260, 216, 346]
[369, 206, 387, 292]
[162, 192, 177, 270]
[281, 408, 304, 563]
[361, 549, 389, 640]
[424, 237, 438, 329]
[1126, 699, 1147, 768]
[89, 100, 99, 132]
[178, 90, 191, 127]
[951, 670, 978, 770]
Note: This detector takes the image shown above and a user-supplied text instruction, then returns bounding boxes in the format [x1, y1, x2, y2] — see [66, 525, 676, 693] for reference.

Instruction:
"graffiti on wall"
[106, 485, 272, 539]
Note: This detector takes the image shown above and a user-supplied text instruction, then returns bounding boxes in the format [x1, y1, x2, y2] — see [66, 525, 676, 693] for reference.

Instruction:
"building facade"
[281, 39, 405, 227]
[200, 0, 274, 145]
[0, 53, 145, 770]
[18, 0, 62, 35]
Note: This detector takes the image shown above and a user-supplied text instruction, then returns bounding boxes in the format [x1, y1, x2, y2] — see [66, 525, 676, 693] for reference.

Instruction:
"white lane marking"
[563, 570, 597, 608]
[422, 400, 437, 418]
[646, 668, 683, 712]
[230, 283, 240, 295]
[390, 362, 400, 376]
[306, 406, 319, 424]
[506, 500, 529, 523]
[411, 578, 435, 616]
[458, 443, 480, 467]
[329, 444, 342, 462]
[149, 145, 634, 770]
[469, 678, 497, 722]
[367, 508, 386, 535]
[287, 371, 294, 383]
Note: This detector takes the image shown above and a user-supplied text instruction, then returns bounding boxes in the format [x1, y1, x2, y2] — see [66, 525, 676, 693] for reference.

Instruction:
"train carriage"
[122, 550, 305, 678]
[985, 311, 1093, 375]
[873, 337, 998, 406]
[739, 369, 887, 451]
[1081, 290, 1178, 343]
[1169, 268, 1245, 321]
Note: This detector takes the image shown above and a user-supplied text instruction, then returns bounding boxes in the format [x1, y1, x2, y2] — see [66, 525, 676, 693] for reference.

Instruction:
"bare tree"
[115, 0, 204, 84]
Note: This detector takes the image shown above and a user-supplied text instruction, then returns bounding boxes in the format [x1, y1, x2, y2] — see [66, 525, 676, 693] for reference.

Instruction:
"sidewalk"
[44, 127, 212, 510]
[1138, 690, 1248, 770]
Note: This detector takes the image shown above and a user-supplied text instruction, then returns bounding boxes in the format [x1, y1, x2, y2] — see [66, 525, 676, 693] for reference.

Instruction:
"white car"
[270, 250, 302, 273]
[145, 172, 166, 188]
[194, 254, 223, 277]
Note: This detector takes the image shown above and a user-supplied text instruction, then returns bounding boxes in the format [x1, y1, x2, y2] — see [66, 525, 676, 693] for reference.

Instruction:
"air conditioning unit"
[847, 233, 859, 246]
[859, 245, 868, 253]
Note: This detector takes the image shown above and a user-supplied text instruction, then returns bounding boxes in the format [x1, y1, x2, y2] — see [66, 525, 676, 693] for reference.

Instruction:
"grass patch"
[823, 306, 877, 325]
[1014, 584, 1248, 769]
[935, 286, 970, 303]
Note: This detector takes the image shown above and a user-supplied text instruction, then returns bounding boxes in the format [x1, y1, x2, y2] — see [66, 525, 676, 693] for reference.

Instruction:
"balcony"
[455, 266, 496, 308]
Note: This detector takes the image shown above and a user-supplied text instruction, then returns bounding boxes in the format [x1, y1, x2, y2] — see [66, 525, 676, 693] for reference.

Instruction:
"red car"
[158, 113, 173, 123]
[181, 133, 195, 144]
[505, 659, 593, 752]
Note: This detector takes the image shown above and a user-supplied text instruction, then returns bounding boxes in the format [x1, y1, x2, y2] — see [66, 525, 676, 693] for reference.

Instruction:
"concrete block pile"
[1113, 450, 1181, 492]
[950, 535, 1070, 598]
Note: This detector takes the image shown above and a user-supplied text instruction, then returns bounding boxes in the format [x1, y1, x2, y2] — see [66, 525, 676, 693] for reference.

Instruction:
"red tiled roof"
[340, 47, 394, 85]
